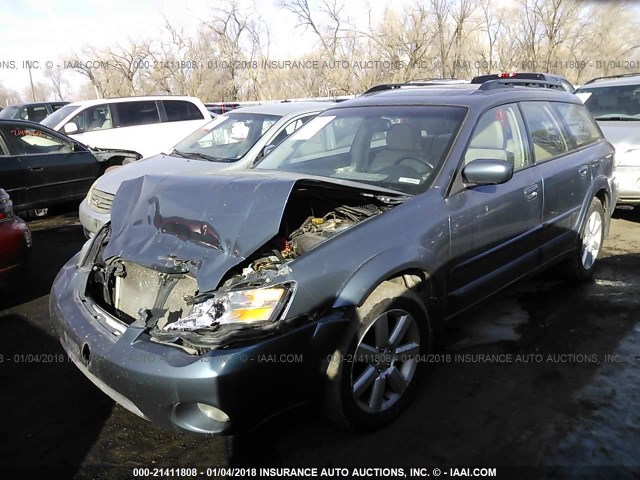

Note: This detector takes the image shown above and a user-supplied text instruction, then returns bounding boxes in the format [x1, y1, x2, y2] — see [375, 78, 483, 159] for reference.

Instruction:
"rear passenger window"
[521, 102, 571, 162]
[553, 103, 602, 147]
[465, 103, 530, 172]
[115, 101, 160, 127]
[162, 100, 204, 122]
[19, 105, 48, 122]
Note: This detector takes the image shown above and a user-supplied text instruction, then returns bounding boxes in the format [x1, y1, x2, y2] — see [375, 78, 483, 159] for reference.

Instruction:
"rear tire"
[323, 281, 431, 431]
[564, 197, 605, 281]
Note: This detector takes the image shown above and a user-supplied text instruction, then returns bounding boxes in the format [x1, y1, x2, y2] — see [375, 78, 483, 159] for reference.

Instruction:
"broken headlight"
[163, 285, 293, 332]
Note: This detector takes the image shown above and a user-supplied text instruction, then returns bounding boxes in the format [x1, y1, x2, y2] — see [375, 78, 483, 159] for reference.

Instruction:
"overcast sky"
[0, 0, 404, 98]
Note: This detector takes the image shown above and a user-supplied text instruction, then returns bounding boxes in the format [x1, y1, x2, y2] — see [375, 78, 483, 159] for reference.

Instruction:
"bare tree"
[44, 68, 70, 100]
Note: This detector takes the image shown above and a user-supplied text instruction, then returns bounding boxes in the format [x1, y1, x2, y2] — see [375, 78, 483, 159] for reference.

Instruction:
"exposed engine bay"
[219, 200, 384, 290]
[84, 184, 395, 351]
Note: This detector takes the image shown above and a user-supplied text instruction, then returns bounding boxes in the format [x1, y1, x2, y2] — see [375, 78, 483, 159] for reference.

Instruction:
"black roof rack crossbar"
[583, 73, 640, 85]
[477, 79, 565, 91]
[363, 82, 450, 94]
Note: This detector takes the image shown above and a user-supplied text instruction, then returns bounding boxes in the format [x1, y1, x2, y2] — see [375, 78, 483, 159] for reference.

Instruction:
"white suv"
[41, 96, 210, 159]
[576, 74, 640, 206]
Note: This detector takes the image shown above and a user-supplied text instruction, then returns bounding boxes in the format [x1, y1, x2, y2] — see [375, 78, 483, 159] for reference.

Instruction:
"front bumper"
[49, 257, 349, 435]
[79, 197, 110, 238]
[614, 166, 640, 205]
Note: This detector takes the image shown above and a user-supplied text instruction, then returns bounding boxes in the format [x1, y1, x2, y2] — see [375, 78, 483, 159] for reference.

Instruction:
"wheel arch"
[582, 176, 613, 238]
[331, 247, 446, 332]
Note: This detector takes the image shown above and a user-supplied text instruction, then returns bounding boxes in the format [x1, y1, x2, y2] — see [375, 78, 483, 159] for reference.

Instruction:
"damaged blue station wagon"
[50, 79, 616, 435]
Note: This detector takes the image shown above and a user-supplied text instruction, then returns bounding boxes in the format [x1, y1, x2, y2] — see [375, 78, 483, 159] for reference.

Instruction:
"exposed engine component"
[289, 205, 381, 256]
[220, 202, 384, 291]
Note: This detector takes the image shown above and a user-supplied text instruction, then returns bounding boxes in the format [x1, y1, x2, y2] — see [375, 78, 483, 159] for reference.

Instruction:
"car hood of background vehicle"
[597, 122, 640, 152]
[94, 153, 232, 194]
[103, 170, 405, 293]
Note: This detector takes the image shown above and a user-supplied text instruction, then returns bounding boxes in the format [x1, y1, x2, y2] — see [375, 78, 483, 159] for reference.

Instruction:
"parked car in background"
[79, 101, 332, 237]
[575, 73, 640, 207]
[471, 72, 575, 92]
[0, 188, 31, 290]
[0, 119, 139, 214]
[205, 103, 240, 116]
[51, 80, 615, 436]
[40, 96, 210, 159]
[0, 101, 68, 122]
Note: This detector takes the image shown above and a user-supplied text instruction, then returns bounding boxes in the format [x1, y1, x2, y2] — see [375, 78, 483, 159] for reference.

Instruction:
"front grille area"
[90, 189, 115, 214]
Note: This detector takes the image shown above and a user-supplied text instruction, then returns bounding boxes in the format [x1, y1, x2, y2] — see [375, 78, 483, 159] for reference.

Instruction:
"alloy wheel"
[350, 309, 421, 413]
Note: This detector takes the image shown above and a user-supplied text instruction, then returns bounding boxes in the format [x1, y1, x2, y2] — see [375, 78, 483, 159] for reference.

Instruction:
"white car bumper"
[79, 196, 110, 238]
[614, 166, 640, 205]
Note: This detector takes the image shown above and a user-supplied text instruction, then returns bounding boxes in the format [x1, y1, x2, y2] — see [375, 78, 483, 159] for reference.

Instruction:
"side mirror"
[462, 159, 513, 186]
[63, 122, 79, 134]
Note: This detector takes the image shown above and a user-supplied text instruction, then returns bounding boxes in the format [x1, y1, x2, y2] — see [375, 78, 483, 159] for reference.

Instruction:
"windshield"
[172, 112, 281, 162]
[254, 105, 467, 195]
[0, 106, 18, 119]
[577, 84, 640, 120]
[41, 104, 81, 128]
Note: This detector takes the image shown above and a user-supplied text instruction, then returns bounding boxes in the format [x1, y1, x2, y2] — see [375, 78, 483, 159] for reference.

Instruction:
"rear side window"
[521, 102, 571, 163]
[465, 103, 530, 172]
[51, 103, 66, 112]
[553, 103, 602, 147]
[115, 101, 160, 127]
[162, 100, 204, 122]
[19, 105, 48, 122]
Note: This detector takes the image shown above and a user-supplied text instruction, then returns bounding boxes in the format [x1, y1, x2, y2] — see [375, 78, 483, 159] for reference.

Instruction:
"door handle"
[29, 167, 44, 172]
[578, 165, 589, 176]
[524, 184, 539, 200]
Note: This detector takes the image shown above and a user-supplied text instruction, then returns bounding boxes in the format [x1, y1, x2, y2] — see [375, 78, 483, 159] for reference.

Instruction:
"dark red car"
[0, 188, 31, 289]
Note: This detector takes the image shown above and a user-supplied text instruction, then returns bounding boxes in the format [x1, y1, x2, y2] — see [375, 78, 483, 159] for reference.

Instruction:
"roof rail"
[363, 82, 452, 94]
[583, 73, 640, 85]
[477, 79, 565, 91]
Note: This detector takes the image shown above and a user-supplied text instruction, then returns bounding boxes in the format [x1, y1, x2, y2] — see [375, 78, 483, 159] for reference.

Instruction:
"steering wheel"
[395, 156, 435, 174]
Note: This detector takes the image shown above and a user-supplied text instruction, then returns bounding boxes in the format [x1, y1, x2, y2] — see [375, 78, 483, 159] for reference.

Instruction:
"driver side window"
[464, 104, 530, 172]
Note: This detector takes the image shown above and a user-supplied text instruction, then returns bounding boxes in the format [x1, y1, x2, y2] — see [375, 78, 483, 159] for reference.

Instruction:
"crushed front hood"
[103, 171, 297, 293]
[103, 170, 405, 294]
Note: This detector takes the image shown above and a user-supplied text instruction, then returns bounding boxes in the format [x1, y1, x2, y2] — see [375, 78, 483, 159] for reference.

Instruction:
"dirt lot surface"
[1, 208, 639, 479]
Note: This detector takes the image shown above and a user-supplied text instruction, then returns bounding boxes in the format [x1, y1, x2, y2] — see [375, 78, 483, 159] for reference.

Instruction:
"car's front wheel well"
[593, 188, 611, 236]
[595, 188, 608, 211]
[382, 269, 444, 337]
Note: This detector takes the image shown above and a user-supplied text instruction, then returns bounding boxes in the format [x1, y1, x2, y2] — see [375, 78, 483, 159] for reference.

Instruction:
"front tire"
[565, 197, 605, 281]
[323, 281, 431, 431]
